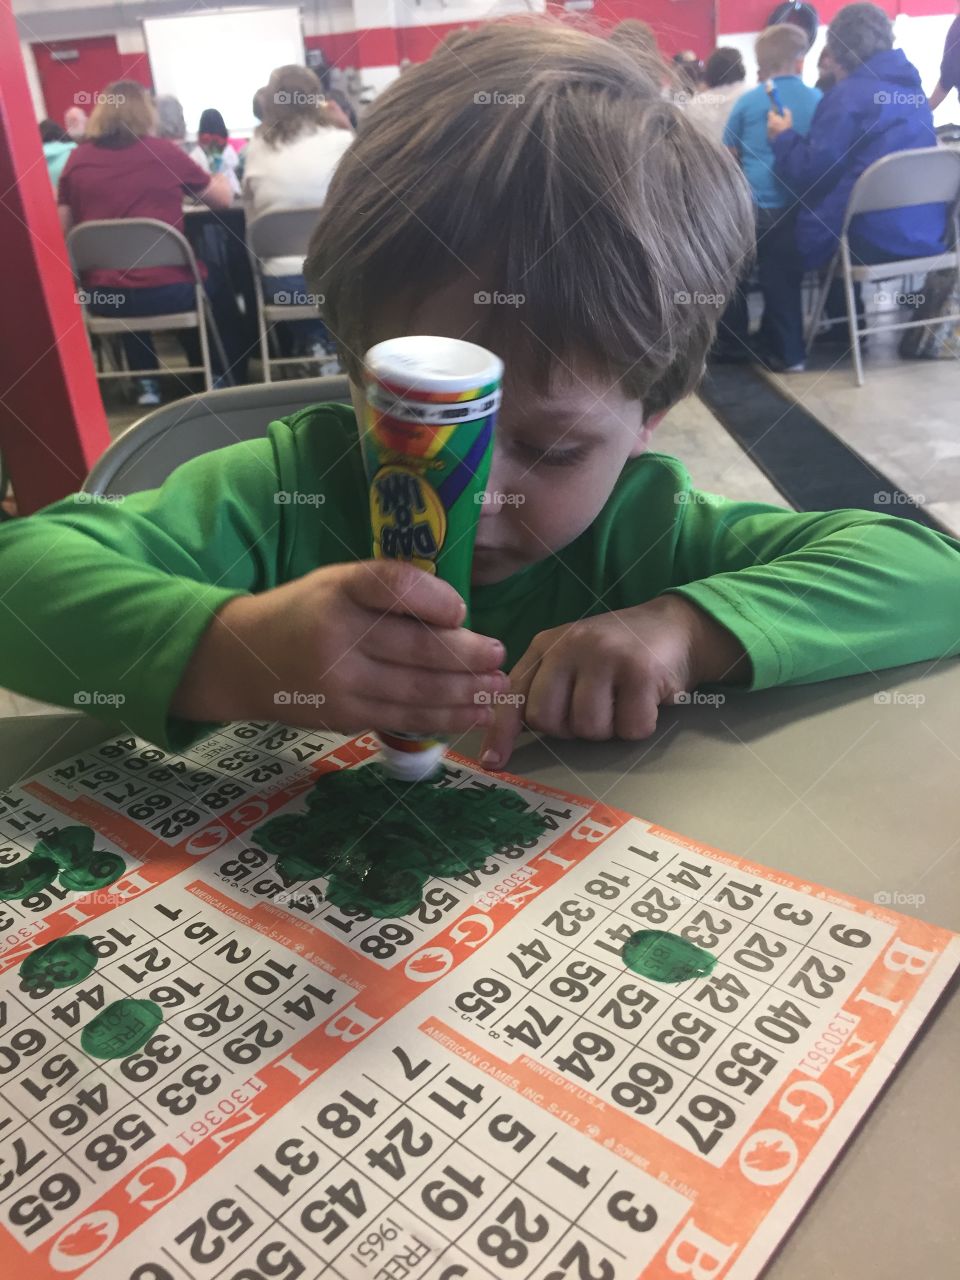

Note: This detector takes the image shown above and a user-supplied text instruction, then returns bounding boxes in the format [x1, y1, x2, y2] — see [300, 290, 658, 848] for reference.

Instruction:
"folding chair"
[68, 219, 229, 392]
[82, 376, 350, 497]
[246, 207, 327, 382]
[805, 147, 960, 385]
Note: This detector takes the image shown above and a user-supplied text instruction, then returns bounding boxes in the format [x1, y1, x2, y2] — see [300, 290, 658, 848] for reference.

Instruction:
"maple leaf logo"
[57, 1221, 111, 1256]
[408, 952, 447, 974]
[743, 1138, 792, 1172]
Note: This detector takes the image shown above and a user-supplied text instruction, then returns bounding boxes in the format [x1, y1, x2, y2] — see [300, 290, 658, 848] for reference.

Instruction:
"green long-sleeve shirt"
[2, 403, 958, 748]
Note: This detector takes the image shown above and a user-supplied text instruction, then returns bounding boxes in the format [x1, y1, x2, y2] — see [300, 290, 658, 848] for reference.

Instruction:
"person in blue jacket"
[768, 3, 945, 283]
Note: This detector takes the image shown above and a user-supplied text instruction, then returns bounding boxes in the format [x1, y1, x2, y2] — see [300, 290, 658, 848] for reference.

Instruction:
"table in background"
[2, 659, 958, 1280]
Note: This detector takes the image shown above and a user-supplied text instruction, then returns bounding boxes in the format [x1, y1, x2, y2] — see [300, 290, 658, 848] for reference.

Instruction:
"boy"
[0, 22, 957, 775]
[719, 23, 821, 370]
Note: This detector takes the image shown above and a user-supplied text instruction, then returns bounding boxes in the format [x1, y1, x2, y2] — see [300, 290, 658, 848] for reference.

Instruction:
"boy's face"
[351, 278, 650, 586]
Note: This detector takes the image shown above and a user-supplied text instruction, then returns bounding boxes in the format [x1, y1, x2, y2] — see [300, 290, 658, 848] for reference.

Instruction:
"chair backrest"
[82, 376, 351, 496]
[246, 207, 324, 262]
[68, 219, 201, 277]
[843, 147, 960, 225]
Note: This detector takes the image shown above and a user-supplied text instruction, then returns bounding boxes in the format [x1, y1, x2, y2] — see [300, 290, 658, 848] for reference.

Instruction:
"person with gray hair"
[769, 3, 944, 281]
[154, 94, 187, 147]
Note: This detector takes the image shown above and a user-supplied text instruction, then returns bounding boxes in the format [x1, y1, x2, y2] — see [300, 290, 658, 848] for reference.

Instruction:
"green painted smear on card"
[252, 763, 547, 917]
[0, 852, 59, 900]
[20, 935, 98, 989]
[622, 930, 718, 983]
[81, 998, 164, 1059]
[0, 826, 125, 901]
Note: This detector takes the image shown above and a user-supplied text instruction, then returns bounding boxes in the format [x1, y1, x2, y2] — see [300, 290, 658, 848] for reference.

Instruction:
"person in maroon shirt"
[58, 80, 246, 405]
[927, 7, 960, 111]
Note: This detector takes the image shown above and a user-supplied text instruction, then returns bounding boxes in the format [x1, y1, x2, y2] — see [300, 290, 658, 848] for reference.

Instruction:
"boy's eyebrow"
[503, 411, 611, 444]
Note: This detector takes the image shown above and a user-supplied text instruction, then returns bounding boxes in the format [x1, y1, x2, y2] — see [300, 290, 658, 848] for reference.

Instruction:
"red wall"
[32, 36, 152, 126]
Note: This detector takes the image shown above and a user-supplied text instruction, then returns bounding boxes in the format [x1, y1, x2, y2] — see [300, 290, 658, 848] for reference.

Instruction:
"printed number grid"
[445, 826, 893, 1166]
[113, 1038, 688, 1280]
[208, 759, 587, 971]
[0, 893, 358, 1247]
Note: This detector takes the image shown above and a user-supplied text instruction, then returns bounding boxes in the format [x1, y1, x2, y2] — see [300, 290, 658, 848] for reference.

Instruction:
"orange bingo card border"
[1, 734, 957, 1279]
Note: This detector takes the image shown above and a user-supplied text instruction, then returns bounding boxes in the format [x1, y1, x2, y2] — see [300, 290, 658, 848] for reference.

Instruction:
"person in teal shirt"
[719, 23, 822, 370]
[1, 22, 958, 772]
[39, 119, 76, 191]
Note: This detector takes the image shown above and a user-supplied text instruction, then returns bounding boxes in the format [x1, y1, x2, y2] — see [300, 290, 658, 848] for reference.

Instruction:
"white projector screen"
[143, 7, 305, 137]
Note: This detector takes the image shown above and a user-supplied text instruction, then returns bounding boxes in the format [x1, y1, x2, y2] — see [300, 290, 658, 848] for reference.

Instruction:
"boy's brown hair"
[756, 23, 808, 79]
[306, 20, 753, 415]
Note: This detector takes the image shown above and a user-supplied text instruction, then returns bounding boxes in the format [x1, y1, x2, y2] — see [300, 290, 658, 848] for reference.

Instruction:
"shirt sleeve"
[941, 17, 960, 91]
[772, 88, 863, 200]
[722, 99, 743, 149]
[0, 430, 295, 749]
[167, 140, 214, 196]
[666, 492, 960, 688]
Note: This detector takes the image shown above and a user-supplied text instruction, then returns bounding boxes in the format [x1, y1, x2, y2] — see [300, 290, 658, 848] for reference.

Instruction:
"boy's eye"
[515, 441, 590, 468]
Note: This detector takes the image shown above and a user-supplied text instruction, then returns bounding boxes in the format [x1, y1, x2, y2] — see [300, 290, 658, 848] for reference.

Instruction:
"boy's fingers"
[357, 614, 505, 673]
[360, 663, 509, 708]
[359, 699, 493, 736]
[344, 560, 467, 628]
[570, 670, 615, 741]
[479, 647, 541, 770]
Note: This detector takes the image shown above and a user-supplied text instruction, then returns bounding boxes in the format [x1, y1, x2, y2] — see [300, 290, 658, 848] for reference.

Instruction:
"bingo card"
[0, 723, 956, 1280]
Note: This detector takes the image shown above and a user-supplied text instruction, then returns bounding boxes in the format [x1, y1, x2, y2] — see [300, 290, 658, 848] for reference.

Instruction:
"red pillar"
[0, 10, 110, 514]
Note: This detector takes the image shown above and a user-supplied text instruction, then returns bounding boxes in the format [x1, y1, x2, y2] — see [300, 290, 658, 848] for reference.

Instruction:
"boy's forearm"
[170, 596, 275, 723]
[660, 593, 751, 687]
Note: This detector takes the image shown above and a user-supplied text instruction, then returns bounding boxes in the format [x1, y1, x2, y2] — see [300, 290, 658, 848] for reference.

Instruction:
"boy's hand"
[767, 106, 793, 139]
[479, 595, 748, 769]
[174, 560, 509, 735]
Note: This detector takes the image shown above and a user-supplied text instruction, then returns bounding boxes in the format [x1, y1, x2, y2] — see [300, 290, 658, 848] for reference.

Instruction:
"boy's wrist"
[658, 592, 750, 688]
[171, 595, 273, 723]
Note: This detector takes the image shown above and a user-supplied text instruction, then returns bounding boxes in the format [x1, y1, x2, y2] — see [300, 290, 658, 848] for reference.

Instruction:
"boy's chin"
[470, 548, 523, 587]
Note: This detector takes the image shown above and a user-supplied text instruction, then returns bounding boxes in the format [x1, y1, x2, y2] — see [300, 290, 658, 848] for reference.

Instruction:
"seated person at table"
[687, 48, 746, 143]
[769, 3, 945, 340]
[58, 81, 248, 404]
[39, 119, 75, 189]
[716, 23, 821, 370]
[189, 108, 241, 197]
[2, 22, 958, 768]
[155, 94, 188, 150]
[243, 64, 353, 367]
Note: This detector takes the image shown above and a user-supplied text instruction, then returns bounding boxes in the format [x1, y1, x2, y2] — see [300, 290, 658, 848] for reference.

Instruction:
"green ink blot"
[21, 935, 98, 989]
[35, 825, 125, 895]
[81, 998, 164, 1059]
[0, 853, 59, 900]
[58, 852, 126, 893]
[622, 930, 718, 983]
[35, 825, 95, 868]
[253, 763, 547, 918]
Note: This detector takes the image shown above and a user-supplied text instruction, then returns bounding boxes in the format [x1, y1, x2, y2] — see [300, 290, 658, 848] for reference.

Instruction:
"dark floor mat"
[699, 364, 949, 533]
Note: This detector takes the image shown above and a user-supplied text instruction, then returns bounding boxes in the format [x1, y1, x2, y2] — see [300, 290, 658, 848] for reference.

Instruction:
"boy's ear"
[629, 409, 667, 457]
